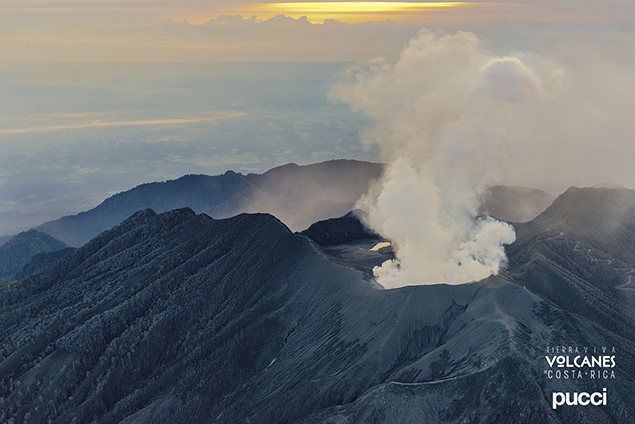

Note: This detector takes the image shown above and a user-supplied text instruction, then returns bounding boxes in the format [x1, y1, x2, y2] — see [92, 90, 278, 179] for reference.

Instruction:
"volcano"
[1, 187, 634, 423]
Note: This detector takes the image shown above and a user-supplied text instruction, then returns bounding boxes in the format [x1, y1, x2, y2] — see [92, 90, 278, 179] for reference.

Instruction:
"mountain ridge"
[35, 160, 384, 247]
[0, 229, 67, 281]
[2, 187, 635, 423]
[514, 186, 635, 265]
[29, 160, 560, 248]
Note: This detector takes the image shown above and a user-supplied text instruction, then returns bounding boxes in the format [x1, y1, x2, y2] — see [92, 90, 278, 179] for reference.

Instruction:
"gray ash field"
[1, 187, 635, 423]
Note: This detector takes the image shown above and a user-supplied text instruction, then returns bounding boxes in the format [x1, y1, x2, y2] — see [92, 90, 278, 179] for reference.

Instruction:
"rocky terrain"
[1, 187, 633, 423]
[0, 230, 67, 281]
[35, 160, 384, 247]
[31, 160, 554, 248]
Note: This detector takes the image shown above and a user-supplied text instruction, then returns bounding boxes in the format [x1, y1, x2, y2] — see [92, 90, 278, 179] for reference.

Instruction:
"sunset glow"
[261, 1, 469, 22]
[0, 113, 247, 135]
[262, 2, 466, 13]
[194, 1, 490, 24]
[4, 1, 632, 25]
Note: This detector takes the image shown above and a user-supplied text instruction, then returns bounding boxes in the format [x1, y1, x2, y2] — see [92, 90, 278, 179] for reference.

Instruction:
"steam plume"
[329, 30, 563, 288]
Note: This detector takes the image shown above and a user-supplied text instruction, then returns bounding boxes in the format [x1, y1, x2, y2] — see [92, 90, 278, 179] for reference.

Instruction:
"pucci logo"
[552, 388, 607, 409]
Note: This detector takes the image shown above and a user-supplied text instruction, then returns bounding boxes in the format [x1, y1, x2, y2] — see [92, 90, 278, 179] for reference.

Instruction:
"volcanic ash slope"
[1, 196, 634, 423]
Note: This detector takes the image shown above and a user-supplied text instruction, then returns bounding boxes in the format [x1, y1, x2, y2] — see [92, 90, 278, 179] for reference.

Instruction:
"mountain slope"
[2, 201, 634, 423]
[0, 235, 13, 247]
[299, 211, 380, 246]
[481, 185, 555, 223]
[34, 171, 259, 248]
[32, 159, 559, 248]
[514, 186, 635, 265]
[237, 160, 387, 232]
[299, 211, 392, 278]
[504, 187, 635, 354]
[0, 229, 67, 281]
[35, 160, 384, 247]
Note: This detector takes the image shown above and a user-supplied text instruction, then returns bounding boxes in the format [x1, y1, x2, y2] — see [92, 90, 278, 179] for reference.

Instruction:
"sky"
[0, 62, 376, 234]
[0, 0, 635, 237]
[1, 0, 635, 61]
[3, 0, 635, 24]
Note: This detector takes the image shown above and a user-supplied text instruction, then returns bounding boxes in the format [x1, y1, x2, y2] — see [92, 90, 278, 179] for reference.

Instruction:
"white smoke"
[329, 29, 564, 288]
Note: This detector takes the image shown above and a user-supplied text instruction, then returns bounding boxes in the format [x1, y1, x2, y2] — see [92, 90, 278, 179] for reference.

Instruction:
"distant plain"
[0, 62, 376, 234]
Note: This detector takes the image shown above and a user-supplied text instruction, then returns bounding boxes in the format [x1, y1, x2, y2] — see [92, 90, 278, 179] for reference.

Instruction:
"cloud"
[330, 22, 635, 288]
[330, 29, 571, 287]
[3, 0, 635, 25]
[0, 61, 376, 236]
[475, 57, 546, 103]
[1, 8, 635, 62]
[0, 14, 420, 61]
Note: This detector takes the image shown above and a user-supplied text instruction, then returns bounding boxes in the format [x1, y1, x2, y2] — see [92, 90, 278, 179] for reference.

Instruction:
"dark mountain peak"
[0, 229, 67, 280]
[109, 207, 159, 230]
[10, 228, 47, 241]
[231, 211, 290, 231]
[5, 209, 295, 307]
[255, 159, 380, 179]
[85, 208, 287, 260]
[245, 162, 298, 179]
[8, 228, 65, 244]
[519, 185, 635, 234]
[158, 206, 196, 218]
[33, 160, 384, 247]
[90, 207, 197, 245]
[506, 186, 635, 341]
[247, 160, 383, 202]
[480, 185, 555, 223]
[515, 186, 635, 264]
[300, 211, 394, 277]
[35, 171, 255, 247]
[171, 173, 214, 184]
[3, 200, 635, 423]
[129, 208, 158, 220]
[264, 161, 300, 173]
[541, 185, 635, 218]
[299, 211, 380, 246]
[29, 160, 558, 251]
